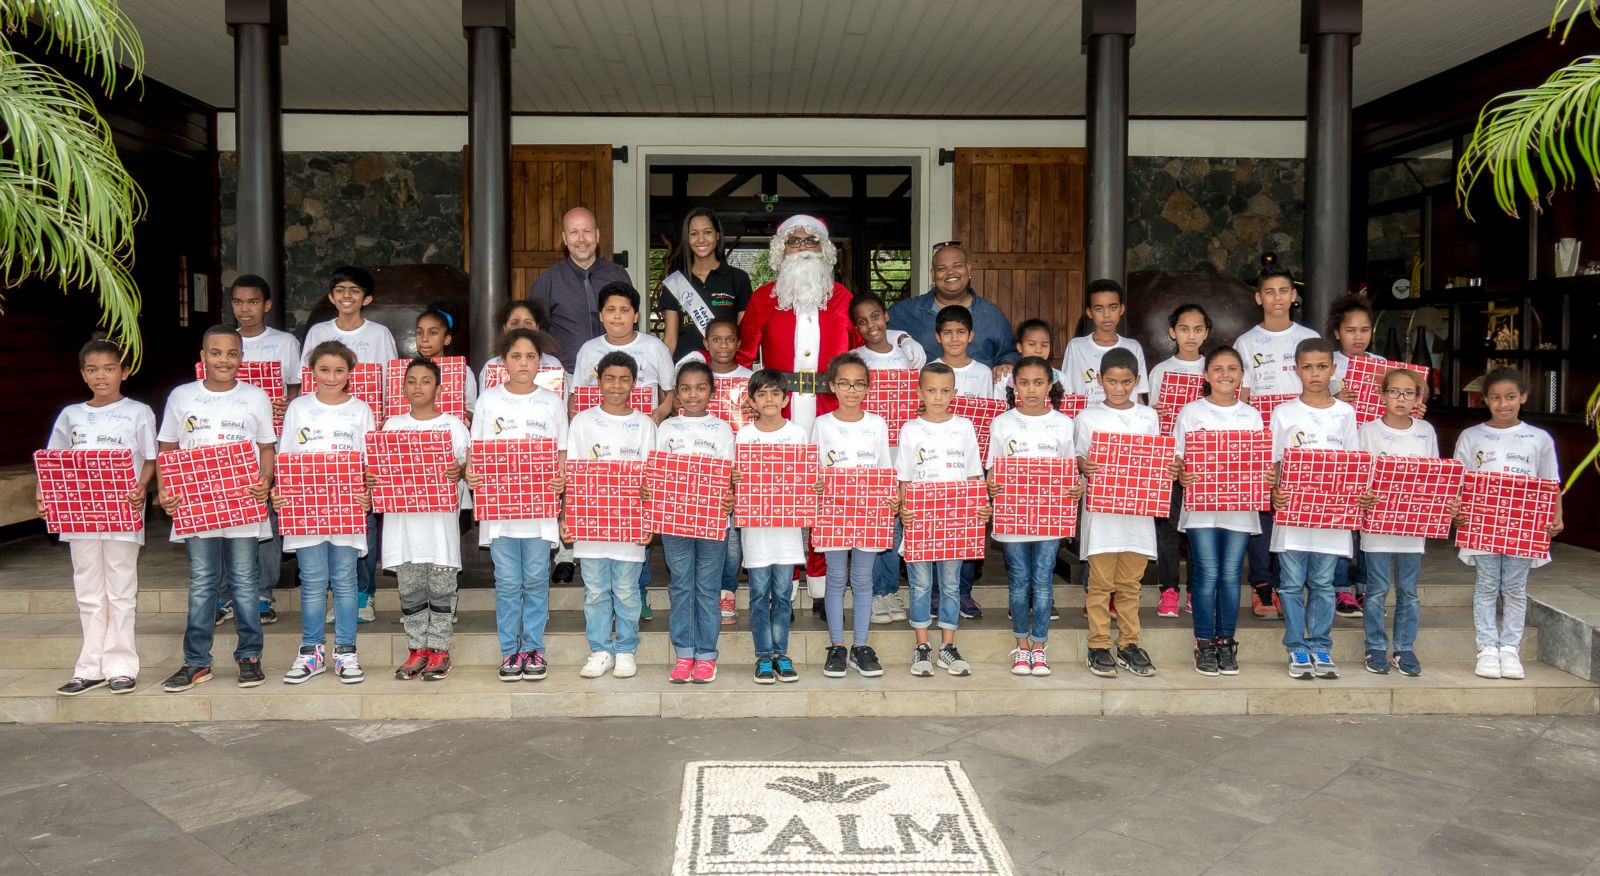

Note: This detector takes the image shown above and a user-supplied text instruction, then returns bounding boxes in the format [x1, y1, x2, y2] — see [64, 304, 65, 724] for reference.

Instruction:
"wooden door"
[463, 144, 614, 297]
[952, 148, 1085, 353]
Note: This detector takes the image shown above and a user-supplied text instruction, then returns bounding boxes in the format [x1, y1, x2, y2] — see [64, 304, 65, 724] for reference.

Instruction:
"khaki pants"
[70, 539, 141, 679]
[1086, 551, 1147, 649]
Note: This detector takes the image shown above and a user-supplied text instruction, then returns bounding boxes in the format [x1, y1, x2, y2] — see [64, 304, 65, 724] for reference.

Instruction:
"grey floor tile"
[1031, 828, 1210, 876]
[11, 801, 188, 874]
[1097, 792, 1264, 865]
[1410, 822, 1596, 875]
[1156, 763, 1315, 824]
[1207, 824, 1404, 876]
[1313, 762, 1476, 821]
[48, 835, 246, 876]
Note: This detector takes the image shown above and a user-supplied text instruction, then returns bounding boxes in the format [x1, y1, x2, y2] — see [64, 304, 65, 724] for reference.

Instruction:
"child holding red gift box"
[413, 303, 477, 418]
[1062, 279, 1149, 404]
[736, 369, 809, 684]
[1149, 303, 1211, 620]
[1326, 295, 1383, 618]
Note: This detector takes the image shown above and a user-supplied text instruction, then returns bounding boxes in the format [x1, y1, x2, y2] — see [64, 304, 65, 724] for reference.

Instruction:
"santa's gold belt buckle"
[784, 370, 819, 395]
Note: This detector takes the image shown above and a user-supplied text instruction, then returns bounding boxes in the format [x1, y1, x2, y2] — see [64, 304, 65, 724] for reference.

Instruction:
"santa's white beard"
[774, 251, 833, 313]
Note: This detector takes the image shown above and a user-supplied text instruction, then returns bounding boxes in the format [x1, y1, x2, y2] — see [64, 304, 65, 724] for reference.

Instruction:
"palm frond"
[1553, 0, 1600, 43]
[0, 0, 143, 92]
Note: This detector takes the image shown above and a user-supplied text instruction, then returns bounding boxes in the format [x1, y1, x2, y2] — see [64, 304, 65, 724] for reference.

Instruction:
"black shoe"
[214, 601, 234, 626]
[959, 596, 982, 619]
[1194, 640, 1220, 677]
[1215, 638, 1240, 675]
[850, 645, 883, 677]
[1086, 647, 1118, 677]
[107, 676, 136, 694]
[260, 605, 278, 625]
[163, 664, 212, 692]
[754, 657, 776, 684]
[823, 645, 848, 678]
[56, 677, 106, 696]
[552, 561, 575, 583]
[775, 654, 799, 682]
[812, 598, 825, 618]
[1116, 645, 1157, 677]
[236, 657, 266, 688]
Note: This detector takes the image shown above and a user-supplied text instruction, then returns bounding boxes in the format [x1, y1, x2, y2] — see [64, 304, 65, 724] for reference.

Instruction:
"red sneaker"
[691, 659, 717, 684]
[669, 657, 695, 684]
[720, 591, 737, 625]
[421, 649, 451, 681]
[1157, 589, 1180, 618]
[395, 648, 429, 680]
[1252, 588, 1280, 619]
[1109, 594, 1118, 617]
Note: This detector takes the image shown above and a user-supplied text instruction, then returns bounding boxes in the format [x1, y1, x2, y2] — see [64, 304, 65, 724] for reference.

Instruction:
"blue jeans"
[260, 507, 282, 599]
[959, 559, 977, 598]
[1002, 540, 1057, 642]
[908, 560, 961, 631]
[489, 537, 552, 656]
[746, 563, 794, 658]
[357, 513, 378, 598]
[580, 557, 642, 654]
[1188, 528, 1249, 640]
[1472, 553, 1532, 650]
[639, 542, 653, 596]
[1362, 551, 1421, 652]
[824, 549, 874, 646]
[663, 534, 726, 660]
[1277, 549, 1338, 653]
[1247, 511, 1279, 588]
[182, 536, 262, 667]
[1335, 532, 1365, 596]
[296, 542, 359, 648]
[721, 522, 741, 593]
[872, 521, 903, 596]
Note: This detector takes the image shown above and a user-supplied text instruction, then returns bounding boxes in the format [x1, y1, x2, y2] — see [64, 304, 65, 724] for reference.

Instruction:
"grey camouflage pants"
[397, 562, 458, 651]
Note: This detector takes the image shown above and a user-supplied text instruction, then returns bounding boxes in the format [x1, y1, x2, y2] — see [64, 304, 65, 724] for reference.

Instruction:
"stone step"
[0, 607, 1529, 671]
[0, 660, 1591, 724]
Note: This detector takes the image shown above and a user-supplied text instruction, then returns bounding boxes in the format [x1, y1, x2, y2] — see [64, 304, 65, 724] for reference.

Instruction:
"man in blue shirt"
[888, 243, 1018, 371]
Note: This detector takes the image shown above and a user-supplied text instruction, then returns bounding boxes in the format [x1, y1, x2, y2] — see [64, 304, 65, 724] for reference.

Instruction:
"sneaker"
[774, 654, 799, 682]
[1215, 638, 1240, 675]
[356, 592, 375, 623]
[1252, 587, 1280, 620]
[1311, 651, 1338, 679]
[670, 657, 695, 684]
[1157, 589, 1180, 618]
[1109, 594, 1118, 618]
[260, 602, 278, 625]
[823, 645, 848, 678]
[1087, 647, 1118, 677]
[1010, 648, 1032, 675]
[1364, 648, 1390, 675]
[325, 601, 334, 624]
[499, 652, 525, 681]
[283, 646, 325, 684]
[214, 600, 234, 626]
[754, 657, 777, 684]
[1499, 645, 1525, 680]
[1288, 650, 1314, 679]
[579, 651, 614, 678]
[938, 644, 971, 676]
[639, 600, 654, 622]
[56, 677, 106, 697]
[1392, 650, 1422, 677]
[1184, 592, 1192, 614]
[812, 597, 826, 619]
[910, 643, 934, 677]
[396, 648, 429, 680]
[1030, 647, 1051, 677]
[107, 676, 136, 694]
[849, 645, 883, 677]
[692, 659, 717, 684]
[1194, 640, 1220, 677]
[1475, 646, 1502, 679]
[1335, 593, 1363, 618]
[421, 649, 452, 680]
[887, 594, 908, 622]
[959, 596, 982, 619]
[162, 664, 212, 692]
[552, 560, 576, 583]
[1049, 603, 1060, 621]
[237, 657, 266, 688]
[871, 595, 892, 624]
[613, 653, 637, 678]
[720, 590, 737, 624]
[522, 651, 547, 681]
[333, 648, 364, 684]
[1117, 644, 1156, 677]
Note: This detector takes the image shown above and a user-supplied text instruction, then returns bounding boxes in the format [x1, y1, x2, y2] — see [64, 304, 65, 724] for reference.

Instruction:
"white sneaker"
[1030, 647, 1052, 677]
[1010, 648, 1032, 675]
[333, 649, 364, 684]
[1499, 645, 1525, 680]
[1475, 647, 1502, 679]
[283, 645, 325, 684]
[871, 595, 893, 624]
[888, 594, 908, 622]
[357, 602, 376, 623]
[613, 653, 637, 678]
[580, 651, 614, 678]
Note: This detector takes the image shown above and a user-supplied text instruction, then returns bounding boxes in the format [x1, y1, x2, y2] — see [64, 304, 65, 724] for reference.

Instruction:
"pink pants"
[69, 539, 140, 679]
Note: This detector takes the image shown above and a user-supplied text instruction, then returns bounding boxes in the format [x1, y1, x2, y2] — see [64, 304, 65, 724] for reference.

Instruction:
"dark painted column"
[226, 0, 287, 328]
[1301, 0, 1361, 329]
[1082, 0, 1135, 288]
[463, 0, 514, 367]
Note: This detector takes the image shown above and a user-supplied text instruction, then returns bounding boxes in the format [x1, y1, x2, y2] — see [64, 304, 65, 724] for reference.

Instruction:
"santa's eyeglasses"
[783, 236, 822, 250]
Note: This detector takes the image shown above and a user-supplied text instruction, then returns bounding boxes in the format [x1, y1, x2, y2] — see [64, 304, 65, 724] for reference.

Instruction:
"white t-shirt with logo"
[572, 332, 677, 406]
[241, 326, 302, 387]
[1454, 421, 1560, 567]
[986, 407, 1075, 544]
[380, 412, 469, 569]
[1358, 417, 1439, 555]
[854, 330, 926, 370]
[1173, 397, 1265, 535]
[1062, 335, 1150, 402]
[1073, 402, 1162, 559]
[736, 420, 809, 568]
[935, 358, 996, 400]
[157, 380, 277, 541]
[567, 407, 655, 563]
[1237, 322, 1320, 396]
[896, 416, 983, 484]
[278, 395, 375, 554]
[302, 318, 398, 368]
[471, 384, 569, 546]
[1269, 397, 1359, 557]
[811, 412, 893, 554]
[47, 398, 158, 545]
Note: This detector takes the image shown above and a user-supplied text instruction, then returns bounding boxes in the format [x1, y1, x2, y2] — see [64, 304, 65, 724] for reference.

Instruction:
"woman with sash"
[660, 208, 754, 361]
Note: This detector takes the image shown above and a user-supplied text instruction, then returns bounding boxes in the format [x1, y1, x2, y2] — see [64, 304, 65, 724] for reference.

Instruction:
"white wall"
[218, 113, 1304, 289]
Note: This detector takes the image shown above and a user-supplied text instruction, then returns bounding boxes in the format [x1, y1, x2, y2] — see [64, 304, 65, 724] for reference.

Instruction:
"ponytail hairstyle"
[1005, 355, 1065, 411]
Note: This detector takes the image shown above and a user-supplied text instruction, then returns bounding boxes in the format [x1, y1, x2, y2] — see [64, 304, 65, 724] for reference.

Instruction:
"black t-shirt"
[658, 262, 754, 359]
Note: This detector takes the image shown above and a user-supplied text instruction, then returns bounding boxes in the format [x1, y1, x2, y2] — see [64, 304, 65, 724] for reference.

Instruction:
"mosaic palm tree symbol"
[765, 771, 891, 804]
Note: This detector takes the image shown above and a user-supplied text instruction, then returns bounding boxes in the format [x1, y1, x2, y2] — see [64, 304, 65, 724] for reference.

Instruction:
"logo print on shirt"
[588, 443, 603, 459]
[825, 449, 842, 466]
[183, 415, 199, 433]
[1291, 431, 1307, 447]
[916, 447, 933, 464]
[492, 417, 508, 435]
[1252, 353, 1266, 367]
[1474, 450, 1487, 468]
[297, 427, 312, 444]
[1005, 438, 1019, 455]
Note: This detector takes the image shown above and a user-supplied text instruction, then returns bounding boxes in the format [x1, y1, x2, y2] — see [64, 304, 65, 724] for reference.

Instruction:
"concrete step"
[0, 660, 1591, 724]
[0, 607, 1531, 671]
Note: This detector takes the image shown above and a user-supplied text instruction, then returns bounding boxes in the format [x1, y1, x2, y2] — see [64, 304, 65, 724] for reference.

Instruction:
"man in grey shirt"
[528, 207, 631, 374]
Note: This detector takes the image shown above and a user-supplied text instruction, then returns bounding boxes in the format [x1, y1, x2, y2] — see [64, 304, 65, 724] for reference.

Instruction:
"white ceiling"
[121, 0, 1562, 116]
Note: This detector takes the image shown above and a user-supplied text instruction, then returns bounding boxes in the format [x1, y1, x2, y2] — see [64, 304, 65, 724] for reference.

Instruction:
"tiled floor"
[3, 714, 1600, 874]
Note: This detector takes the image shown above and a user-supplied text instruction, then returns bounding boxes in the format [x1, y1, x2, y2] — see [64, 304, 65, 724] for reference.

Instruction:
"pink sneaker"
[1157, 589, 1180, 618]
[669, 658, 695, 684]
[691, 659, 718, 684]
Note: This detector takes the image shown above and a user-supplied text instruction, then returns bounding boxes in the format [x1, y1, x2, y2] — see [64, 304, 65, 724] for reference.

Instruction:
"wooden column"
[463, 0, 514, 366]
[1082, 0, 1135, 288]
[1302, 0, 1361, 328]
[225, 0, 286, 328]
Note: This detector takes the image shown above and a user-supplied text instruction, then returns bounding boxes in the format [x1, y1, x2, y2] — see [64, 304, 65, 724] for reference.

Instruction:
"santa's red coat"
[735, 281, 860, 417]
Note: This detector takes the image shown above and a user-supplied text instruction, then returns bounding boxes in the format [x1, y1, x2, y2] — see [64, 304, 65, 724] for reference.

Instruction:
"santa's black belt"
[774, 370, 824, 395]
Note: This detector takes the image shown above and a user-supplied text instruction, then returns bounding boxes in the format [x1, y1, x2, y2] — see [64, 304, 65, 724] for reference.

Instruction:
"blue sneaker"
[1288, 650, 1314, 679]
[1392, 650, 1422, 677]
[1312, 651, 1339, 679]
[754, 657, 776, 685]
[1363, 649, 1389, 675]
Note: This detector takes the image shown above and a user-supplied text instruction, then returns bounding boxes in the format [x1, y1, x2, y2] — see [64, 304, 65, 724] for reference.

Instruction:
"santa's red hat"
[775, 214, 828, 241]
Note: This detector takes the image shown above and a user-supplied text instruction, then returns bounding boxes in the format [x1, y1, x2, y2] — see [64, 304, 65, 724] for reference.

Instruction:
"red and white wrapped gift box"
[1248, 393, 1298, 428]
[902, 480, 987, 563]
[862, 369, 921, 445]
[1182, 429, 1273, 512]
[991, 456, 1078, 539]
[1344, 356, 1432, 424]
[274, 451, 366, 536]
[572, 385, 655, 415]
[734, 444, 821, 528]
[33, 449, 142, 534]
[1056, 394, 1088, 418]
[157, 441, 267, 536]
[812, 466, 897, 551]
[645, 451, 732, 540]
[385, 356, 468, 418]
[482, 363, 565, 395]
[365, 430, 458, 514]
[1457, 470, 1559, 559]
[470, 437, 559, 521]
[564, 459, 646, 543]
[300, 363, 385, 419]
[1156, 372, 1206, 436]
[1276, 448, 1372, 530]
[1085, 432, 1177, 518]
[196, 361, 285, 435]
[707, 377, 752, 432]
[947, 395, 1009, 462]
[1363, 456, 1463, 540]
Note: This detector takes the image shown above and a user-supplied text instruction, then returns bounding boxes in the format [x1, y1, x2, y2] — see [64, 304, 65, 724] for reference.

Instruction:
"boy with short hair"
[1270, 337, 1359, 680]
[932, 305, 995, 399]
[572, 282, 677, 423]
[157, 326, 277, 692]
[1062, 279, 1148, 403]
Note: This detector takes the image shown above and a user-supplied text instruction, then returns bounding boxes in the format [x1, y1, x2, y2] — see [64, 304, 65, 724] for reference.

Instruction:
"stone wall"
[219, 151, 463, 330]
[1126, 157, 1305, 285]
